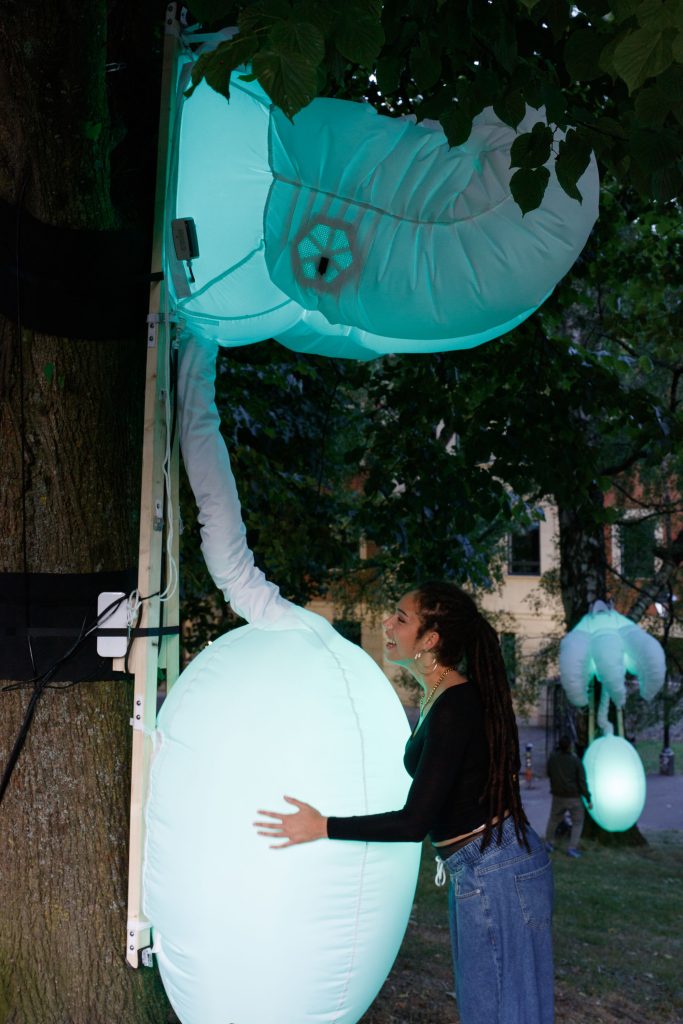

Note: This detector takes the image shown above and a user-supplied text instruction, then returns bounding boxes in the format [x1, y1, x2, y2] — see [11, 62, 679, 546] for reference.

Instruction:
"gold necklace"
[419, 667, 452, 715]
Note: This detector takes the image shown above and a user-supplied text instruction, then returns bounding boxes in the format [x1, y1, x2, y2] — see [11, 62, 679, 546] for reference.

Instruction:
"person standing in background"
[545, 735, 592, 858]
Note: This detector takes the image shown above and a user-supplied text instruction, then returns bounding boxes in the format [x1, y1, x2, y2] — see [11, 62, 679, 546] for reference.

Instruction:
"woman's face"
[383, 592, 434, 664]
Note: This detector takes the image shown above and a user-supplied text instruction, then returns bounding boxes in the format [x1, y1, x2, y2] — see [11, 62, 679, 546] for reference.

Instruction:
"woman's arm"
[254, 695, 473, 845]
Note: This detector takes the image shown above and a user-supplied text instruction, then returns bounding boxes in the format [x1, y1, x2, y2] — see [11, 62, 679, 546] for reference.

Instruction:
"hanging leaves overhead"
[185, 0, 683, 209]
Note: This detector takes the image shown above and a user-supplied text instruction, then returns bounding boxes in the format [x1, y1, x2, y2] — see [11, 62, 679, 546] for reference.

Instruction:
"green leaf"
[252, 48, 318, 116]
[510, 165, 550, 214]
[493, 89, 526, 129]
[671, 29, 683, 62]
[376, 55, 400, 94]
[472, 4, 518, 72]
[471, 68, 499, 108]
[634, 84, 669, 126]
[293, 0, 335, 35]
[555, 129, 592, 201]
[509, 122, 553, 168]
[269, 19, 325, 65]
[564, 28, 609, 81]
[656, 60, 683, 98]
[441, 104, 473, 146]
[613, 26, 673, 92]
[629, 125, 679, 170]
[334, 10, 384, 65]
[43, 363, 54, 385]
[541, 80, 568, 126]
[411, 42, 442, 92]
[637, 0, 683, 30]
[189, 35, 258, 98]
[638, 353, 654, 373]
[543, 0, 571, 41]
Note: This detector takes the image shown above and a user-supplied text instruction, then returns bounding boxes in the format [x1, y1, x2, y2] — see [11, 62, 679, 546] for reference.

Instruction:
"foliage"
[180, 342, 369, 649]
[185, 0, 683, 210]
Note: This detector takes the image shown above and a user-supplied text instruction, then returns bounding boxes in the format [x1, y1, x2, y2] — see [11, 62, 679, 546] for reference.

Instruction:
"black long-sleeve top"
[327, 681, 490, 844]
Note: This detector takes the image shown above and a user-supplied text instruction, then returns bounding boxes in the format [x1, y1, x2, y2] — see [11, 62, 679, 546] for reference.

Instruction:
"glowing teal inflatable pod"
[559, 603, 666, 711]
[167, 67, 600, 359]
[143, 337, 421, 1024]
[559, 602, 665, 833]
[582, 735, 647, 832]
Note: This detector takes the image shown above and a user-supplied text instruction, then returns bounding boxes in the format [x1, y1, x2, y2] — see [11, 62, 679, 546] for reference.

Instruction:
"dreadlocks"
[413, 580, 529, 851]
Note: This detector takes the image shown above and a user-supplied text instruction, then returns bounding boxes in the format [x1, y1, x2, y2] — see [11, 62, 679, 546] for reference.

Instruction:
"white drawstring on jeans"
[434, 856, 447, 887]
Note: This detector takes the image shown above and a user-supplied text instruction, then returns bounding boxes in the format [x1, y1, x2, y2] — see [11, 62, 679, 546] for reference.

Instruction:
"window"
[500, 633, 517, 687]
[621, 518, 656, 579]
[508, 523, 541, 575]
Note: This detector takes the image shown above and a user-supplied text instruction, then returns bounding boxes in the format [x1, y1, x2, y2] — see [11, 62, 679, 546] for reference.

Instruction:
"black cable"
[0, 592, 159, 807]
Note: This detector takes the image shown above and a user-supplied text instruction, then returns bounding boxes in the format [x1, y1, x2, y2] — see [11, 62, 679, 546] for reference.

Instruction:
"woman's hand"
[254, 796, 328, 848]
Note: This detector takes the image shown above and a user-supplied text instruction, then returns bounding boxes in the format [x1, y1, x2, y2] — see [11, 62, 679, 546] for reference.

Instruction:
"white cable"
[127, 588, 142, 627]
[157, 216, 179, 604]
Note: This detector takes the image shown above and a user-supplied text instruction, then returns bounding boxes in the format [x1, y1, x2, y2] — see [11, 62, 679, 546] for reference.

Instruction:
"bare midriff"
[433, 810, 510, 847]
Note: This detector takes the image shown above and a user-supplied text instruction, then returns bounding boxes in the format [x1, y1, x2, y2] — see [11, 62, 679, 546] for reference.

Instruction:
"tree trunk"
[0, 4, 169, 1021]
[557, 485, 608, 630]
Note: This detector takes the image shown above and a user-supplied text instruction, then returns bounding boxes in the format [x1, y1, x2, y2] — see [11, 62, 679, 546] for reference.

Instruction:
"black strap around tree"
[0, 575, 179, 808]
[0, 570, 138, 681]
[0, 197, 158, 339]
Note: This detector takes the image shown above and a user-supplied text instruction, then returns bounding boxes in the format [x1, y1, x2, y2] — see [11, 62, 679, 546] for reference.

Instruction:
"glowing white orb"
[583, 735, 647, 833]
[143, 606, 420, 1024]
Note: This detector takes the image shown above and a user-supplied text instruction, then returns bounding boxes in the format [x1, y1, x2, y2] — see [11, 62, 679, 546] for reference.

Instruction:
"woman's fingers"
[253, 796, 321, 848]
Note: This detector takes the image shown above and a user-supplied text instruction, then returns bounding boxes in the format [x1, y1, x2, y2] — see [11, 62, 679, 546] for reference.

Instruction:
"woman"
[255, 580, 554, 1024]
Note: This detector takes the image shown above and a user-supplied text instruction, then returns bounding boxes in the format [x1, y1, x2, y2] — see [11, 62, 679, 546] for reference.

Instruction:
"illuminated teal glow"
[143, 606, 421, 1024]
[167, 67, 599, 359]
[296, 222, 353, 282]
[559, 605, 666, 710]
[583, 735, 647, 832]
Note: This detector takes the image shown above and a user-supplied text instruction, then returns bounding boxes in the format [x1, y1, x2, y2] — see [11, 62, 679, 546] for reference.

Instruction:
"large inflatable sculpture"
[143, 338, 421, 1024]
[166, 59, 599, 359]
[142, 30, 602, 1022]
[559, 601, 665, 831]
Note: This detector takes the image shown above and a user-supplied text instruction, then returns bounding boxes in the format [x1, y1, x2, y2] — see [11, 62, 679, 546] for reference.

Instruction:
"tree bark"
[557, 484, 608, 630]
[0, 3, 169, 1021]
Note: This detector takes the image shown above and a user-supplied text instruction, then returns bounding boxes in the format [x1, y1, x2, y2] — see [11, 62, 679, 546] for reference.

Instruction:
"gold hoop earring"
[415, 649, 438, 673]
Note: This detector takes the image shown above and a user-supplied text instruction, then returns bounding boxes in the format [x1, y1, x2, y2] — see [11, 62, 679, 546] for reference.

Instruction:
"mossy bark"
[0, 3, 169, 1021]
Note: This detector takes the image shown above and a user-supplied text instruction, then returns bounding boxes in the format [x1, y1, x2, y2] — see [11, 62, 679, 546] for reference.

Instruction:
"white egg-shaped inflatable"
[143, 605, 421, 1024]
[583, 735, 647, 833]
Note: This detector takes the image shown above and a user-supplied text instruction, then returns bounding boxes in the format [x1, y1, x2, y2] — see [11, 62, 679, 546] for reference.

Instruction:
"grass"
[634, 740, 683, 773]
[360, 831, 683, 1024]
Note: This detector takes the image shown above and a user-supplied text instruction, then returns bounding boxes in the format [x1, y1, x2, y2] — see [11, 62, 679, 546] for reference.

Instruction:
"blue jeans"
[440, 817, 554, 1024]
